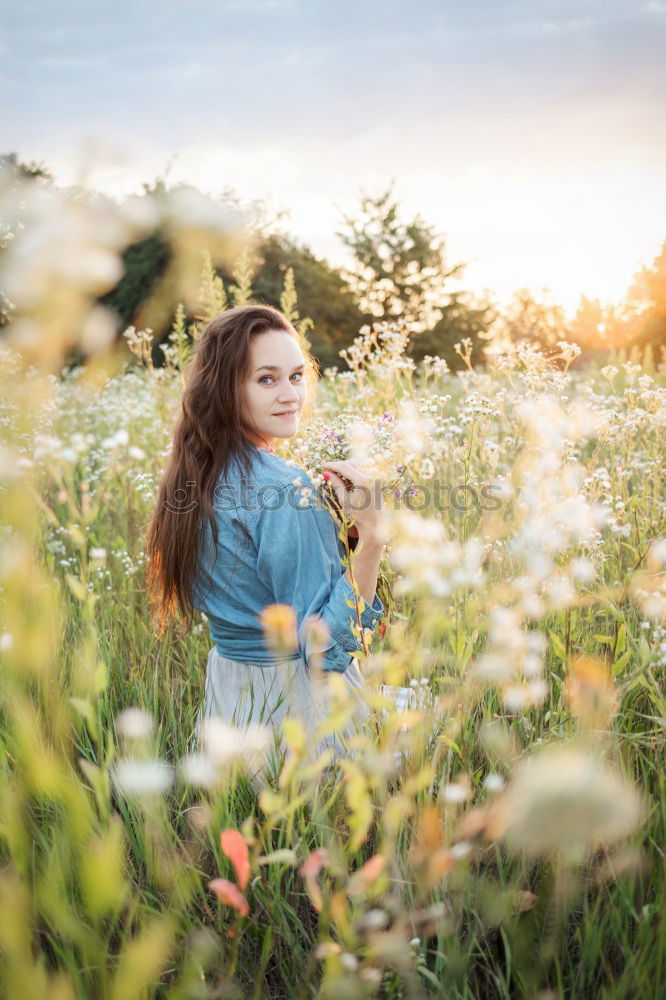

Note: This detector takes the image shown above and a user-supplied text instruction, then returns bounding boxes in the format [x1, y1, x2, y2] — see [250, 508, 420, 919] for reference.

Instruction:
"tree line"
[1, 152, 664, 372]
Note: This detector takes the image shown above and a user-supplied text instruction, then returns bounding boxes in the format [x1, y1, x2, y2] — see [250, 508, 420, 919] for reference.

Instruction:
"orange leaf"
[564, 653, 618, 730]
[299, 849, 329, 913]
[360, 854, 385, 880]
[208, 878, 249, 916]
[513, 890, 538, 914]
[220, 828, 251, 889]
[428, 850, 455, 880]
[347, 854, 386, 896]
[418, 804, 443, 852]
[299, 848, 329, 877]
[456, 807, 490, 841]
[304, 873, 323, 912]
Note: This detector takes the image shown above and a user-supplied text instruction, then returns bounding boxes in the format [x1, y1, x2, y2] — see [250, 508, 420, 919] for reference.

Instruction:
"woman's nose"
[277, 382, 300, 402]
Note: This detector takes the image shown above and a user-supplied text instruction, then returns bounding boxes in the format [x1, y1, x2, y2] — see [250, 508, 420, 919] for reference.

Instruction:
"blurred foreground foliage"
[0, 159, 664, 1000]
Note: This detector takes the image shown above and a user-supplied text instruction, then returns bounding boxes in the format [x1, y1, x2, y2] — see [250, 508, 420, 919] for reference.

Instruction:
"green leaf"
[549, 631, 566, 660]
[459, 637, 474, 668]
[70, 697, 98, 740]
[438, 734, 463, 760]
[256, 849, 296, 866]
[615, 623, 627, 656]
[94, 660, 108, 694]
[342, 762, 373, 852]
[612, 650, 632, 676]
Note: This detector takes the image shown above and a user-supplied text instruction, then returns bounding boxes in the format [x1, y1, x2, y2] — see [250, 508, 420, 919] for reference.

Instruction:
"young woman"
[145, 304, 385, 778]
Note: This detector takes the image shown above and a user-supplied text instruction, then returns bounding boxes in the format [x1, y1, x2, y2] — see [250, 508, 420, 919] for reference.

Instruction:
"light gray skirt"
[197, 646, 374, 787]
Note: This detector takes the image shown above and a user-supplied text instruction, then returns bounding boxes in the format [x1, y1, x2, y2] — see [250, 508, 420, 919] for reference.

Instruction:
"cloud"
[2, 0, 664, 312]
[34, 55, 109, 70]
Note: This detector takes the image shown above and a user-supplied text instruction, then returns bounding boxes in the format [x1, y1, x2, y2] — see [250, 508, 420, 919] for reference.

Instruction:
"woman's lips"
[273, 410, 298, 418]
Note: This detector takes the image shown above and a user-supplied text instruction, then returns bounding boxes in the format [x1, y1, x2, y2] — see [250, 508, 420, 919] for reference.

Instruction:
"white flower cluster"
[387, 509, 485, 598]
[508, 395, 608, 587]
[110, 708, 274, 800]
[473, 606, 549, 710]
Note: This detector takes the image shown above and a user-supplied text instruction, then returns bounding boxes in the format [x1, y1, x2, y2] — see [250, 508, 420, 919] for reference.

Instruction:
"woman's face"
[240, 329, 307, 449]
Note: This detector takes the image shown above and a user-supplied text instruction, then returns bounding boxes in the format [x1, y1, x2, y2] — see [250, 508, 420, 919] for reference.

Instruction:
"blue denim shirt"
[192, 446, 384, 673]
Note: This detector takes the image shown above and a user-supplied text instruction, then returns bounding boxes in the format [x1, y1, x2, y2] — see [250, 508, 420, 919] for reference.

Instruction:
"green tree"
[336, 181, 493, 367]
[336, 180, 465, 334]
[0, 152, 52, 184]
[570, 295, 606, 349]
[496, 287, 572, 354]
[251, 232, 368, 370]
[622, 241, 666, 359]
[99, 231, 171, 330]
[567, 294, 627, 363]
[407, 291, 497, 368]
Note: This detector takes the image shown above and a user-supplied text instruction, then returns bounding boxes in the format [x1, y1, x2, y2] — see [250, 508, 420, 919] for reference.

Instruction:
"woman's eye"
[258, 373, 303, 384]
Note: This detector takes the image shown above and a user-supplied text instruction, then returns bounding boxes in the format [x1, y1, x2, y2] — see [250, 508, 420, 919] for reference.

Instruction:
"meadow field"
[0, 186, 665, 1000]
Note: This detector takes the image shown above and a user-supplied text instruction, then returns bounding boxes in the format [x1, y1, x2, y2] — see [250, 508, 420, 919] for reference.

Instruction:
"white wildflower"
[449, 842, 472, 860]
[115, 707, 154, 740]
[484, 773, 505, 794]
[441, 783, 470, 804]
[179, 753, 220, 788]
[496, 746, 644, 861]
[199, 717, 272, 768]
[111, 758, 173, 798]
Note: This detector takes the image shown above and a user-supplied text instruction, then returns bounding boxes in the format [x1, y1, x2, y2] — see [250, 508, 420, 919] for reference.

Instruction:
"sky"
[2, 0, 665, 315]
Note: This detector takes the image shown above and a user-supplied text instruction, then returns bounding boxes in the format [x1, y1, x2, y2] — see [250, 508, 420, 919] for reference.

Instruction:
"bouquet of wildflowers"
[285, 406, 432, 639]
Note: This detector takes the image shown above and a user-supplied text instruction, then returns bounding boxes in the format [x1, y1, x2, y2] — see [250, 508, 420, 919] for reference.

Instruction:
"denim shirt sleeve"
[250, 482, 384, 673]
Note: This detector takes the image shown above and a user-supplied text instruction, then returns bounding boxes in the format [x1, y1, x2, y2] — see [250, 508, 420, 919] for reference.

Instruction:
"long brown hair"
[144, 304, 318, 638]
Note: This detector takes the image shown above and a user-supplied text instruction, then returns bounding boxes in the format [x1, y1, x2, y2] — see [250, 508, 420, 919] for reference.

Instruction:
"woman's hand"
[321, 459, 384, 546]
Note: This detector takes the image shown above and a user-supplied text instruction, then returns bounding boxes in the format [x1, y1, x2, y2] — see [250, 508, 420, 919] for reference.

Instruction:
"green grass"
[1, 340, 665, 999]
